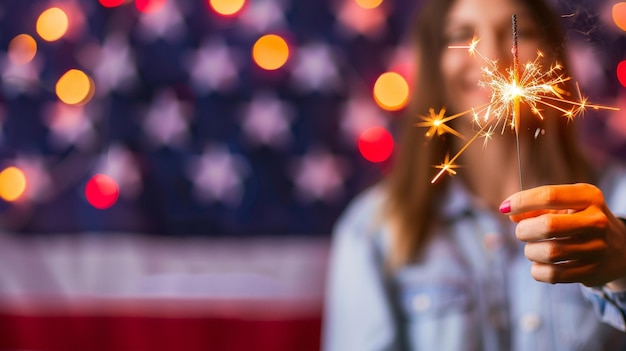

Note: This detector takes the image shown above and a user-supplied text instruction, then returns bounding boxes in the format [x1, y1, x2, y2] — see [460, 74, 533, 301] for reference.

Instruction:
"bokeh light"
[55, 69, 95, 105]
[209, 0, 245, 16]
[252, 34, 290, 71]
[617, 60, 626, 88]
[613, 2, 626, 32]
[135, 0, 167, 13]
[36, 7, 69, 42]
[355, 0, 384, 9]
[8, 34, 37, 65]
[358, 126, 394, 163]
[373, 71, 409, 111]
[100, 0, 127, 8]
[85, 174, 120, 209]
[0, 167, 27, 202]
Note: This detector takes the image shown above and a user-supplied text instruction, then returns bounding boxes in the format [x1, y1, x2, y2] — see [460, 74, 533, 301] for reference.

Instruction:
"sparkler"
[417, 15, 619, 185]
[512, 14, 523, 190]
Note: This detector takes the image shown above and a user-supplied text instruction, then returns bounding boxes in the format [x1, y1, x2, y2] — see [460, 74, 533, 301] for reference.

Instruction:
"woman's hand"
[500, 183, 626, 291]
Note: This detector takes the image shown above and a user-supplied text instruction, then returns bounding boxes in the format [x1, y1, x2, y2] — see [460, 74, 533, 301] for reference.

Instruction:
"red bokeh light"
[618, 60, 626, 88]
[135, 0, 166, 13]
[85, 174, 120, 209]
[99, 0, 126, 8]
[358, 126, 394, 163]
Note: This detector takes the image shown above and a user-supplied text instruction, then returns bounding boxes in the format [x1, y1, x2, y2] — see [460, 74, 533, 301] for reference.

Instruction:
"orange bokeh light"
[373, 71, 410, 111]
[613, 2, 626, 32]
[355, 0, 383, 9]
[209, 0, 246, 16]
[55, 69, 95, 105]
[8, 34, 38, 65]
[252, 34, 290, 71]
[0, 167, 27, 202]
[36, 7, 69, 42]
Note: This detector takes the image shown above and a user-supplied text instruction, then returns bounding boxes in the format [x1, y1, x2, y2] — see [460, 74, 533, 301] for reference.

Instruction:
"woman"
[322, 0, 626, 350]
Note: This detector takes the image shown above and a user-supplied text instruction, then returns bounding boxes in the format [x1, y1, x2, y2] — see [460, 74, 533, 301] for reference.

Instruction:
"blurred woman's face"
[441, 0, 543, 114]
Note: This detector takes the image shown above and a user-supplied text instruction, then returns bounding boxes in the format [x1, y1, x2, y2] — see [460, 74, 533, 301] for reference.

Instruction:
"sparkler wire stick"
[512, 14, 523, 190]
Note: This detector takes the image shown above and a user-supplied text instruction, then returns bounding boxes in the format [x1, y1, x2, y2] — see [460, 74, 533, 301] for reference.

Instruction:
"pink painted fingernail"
[499, 200, 511, 214]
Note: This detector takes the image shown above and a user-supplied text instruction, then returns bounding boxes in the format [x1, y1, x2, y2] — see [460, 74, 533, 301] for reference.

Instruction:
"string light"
[0, 167, 27, 202]
[55, 69, 95, 105]
[36, 7, 69, 42]
[209, 0, 246, 16]
[358, 126, 394, 163]
[373, 71, 409, 111]
[8, 34, 37, 65]
[613, 2, 626, 32]
[85, 174, 120, 209]
[252, 34, 290, 71]
[355, 0, 384, 10]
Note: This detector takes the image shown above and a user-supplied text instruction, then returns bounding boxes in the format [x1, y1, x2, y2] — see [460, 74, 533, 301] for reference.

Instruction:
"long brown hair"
[384, 0, 593, 269]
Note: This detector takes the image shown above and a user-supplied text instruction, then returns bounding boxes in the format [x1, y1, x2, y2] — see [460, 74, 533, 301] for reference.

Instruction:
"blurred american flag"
[0, 0, 420, 236]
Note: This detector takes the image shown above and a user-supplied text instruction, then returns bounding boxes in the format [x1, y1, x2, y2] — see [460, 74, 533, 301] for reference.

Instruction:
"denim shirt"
[323, 166, 626, 351]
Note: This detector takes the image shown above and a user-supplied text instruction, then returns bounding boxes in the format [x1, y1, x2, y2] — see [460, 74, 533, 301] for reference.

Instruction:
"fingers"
[508, 209, 554, 223]
[515, 209, 608, 241]
[519, 210, 611, 286]
[499, 183, 626, 287]
[500, 183, 604, 216]
[523, 235, 607, 264]
[530, 261, 604, 286]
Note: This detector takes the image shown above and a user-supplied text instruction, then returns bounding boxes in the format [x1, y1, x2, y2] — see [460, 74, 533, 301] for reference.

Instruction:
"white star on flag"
[95, 145, 143, 199]
[186, 145, 250, 206]
[79, 33, 138, 95]
[339, 94, 388, 143]
[43, 102, 98, 151]
[240, 92, 293, 149]
[183, 39, 240, 94]
[290, 43, 342, 92]
[386, 45, 415, 83]
[1, 56, 42, 96]
[15, 155, 54, 203]
[136, 0, 186, 42]
[142, 90, 192, 148]
[334, 0, 387, 38]
[290, 148, 349, 203]
[238, 0, 288, 34]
